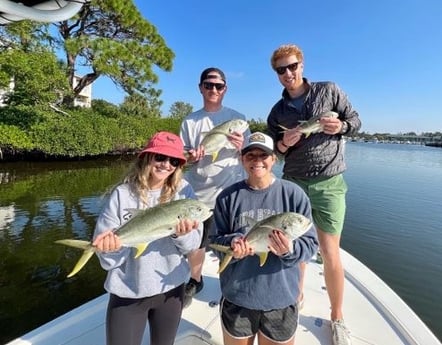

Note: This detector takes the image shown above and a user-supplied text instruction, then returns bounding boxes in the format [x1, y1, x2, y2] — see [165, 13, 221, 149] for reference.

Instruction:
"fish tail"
[55, 239, 95, 278]
[218, 253, 233, 274]
[208, 244, 234, 273]
[67, 249, 95, 278]
[209, 243, 230, 253]
[55, 239, 91, 250]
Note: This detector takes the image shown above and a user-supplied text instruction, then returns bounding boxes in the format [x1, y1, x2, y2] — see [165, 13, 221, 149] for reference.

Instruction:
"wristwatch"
[339, 121, 349, 135]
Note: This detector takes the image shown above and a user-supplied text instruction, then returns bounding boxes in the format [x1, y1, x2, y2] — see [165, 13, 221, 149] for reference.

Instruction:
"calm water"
[0, 143, 441, 343]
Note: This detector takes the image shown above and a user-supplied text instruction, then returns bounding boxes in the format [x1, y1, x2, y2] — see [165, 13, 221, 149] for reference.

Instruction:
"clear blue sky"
[92, 0, 442, 135]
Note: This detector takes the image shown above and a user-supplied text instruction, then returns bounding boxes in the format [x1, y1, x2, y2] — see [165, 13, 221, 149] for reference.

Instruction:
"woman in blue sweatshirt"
[211, 132, 318, 345]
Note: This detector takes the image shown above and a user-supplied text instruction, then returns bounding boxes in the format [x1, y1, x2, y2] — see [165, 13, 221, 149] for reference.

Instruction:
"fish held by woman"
[56, 199, 212, 277]
[210, 212, 313, 273]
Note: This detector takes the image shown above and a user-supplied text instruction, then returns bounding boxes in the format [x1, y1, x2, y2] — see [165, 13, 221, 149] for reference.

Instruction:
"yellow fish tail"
[55, 239, 95, 278]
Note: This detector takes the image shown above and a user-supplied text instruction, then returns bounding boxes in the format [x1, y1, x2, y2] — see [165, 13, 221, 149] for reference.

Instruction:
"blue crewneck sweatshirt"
[211, 178, 318, 310]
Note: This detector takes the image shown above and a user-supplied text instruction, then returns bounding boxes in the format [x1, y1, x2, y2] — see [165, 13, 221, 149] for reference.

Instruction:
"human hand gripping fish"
[56, 199, 211, 277]
[278, 111, 339, 141]
[185, 119, 249, 163]
[93, 219, 199, 252]
[231, 230, 291, 259]
[210, 212, 312, 273]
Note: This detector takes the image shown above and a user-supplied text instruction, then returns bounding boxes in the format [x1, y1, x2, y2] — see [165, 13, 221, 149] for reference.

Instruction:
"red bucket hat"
[139, 131, 187, 165]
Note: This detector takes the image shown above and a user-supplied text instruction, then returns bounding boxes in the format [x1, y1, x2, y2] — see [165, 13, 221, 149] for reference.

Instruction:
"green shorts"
[283, 174, 347, 235]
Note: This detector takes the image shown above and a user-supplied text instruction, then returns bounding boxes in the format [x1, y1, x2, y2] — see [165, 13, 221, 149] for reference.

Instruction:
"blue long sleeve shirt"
[211, 178, 318, 310]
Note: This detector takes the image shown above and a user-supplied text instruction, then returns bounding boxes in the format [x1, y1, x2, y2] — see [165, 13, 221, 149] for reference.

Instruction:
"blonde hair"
[270, 44, 304, 70]
[123, 153, 183, 205]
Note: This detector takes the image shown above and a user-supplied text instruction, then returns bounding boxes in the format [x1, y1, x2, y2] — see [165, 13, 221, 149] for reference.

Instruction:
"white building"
[72, 75, 92, 108]
[0, 75, 92, 108]
[0, 78, 14, 107]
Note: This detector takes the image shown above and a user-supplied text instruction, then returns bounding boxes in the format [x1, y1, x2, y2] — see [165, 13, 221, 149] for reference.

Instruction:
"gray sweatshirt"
[93, 180, 202, 298]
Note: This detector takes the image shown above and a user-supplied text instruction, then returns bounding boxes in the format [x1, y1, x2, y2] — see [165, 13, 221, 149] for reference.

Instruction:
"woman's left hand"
[268, 230, 291, 256]
[174, 219, 199, 237]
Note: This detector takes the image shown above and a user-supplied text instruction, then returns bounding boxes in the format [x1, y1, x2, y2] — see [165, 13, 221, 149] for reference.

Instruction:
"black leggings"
[106, 284, 185, 345]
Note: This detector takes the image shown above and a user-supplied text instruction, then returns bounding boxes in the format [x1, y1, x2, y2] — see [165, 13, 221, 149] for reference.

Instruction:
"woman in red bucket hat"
[91, 131, 203, 345]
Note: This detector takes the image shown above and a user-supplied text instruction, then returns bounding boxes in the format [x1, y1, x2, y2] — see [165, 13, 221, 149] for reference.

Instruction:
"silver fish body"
[279, 111, 338, 138]
[210, 212, 312, 273]
[56, 199, 212, 277]
[200, 119, 249, 162]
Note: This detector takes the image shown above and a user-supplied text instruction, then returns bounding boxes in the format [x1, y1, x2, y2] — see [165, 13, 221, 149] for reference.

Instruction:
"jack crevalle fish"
[199, 119, 249, 162]
[279, 111, 338, 138]
[210, 212, 312, 273]
[56, 199, 212, 278]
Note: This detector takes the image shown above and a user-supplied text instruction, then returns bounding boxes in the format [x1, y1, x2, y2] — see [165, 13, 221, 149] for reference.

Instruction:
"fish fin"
[278, 124, 290, 133]
[211, 130, 230, 135]
[55, 239, 91, 250]
[208, 244, 234, 274]
[258, 252, 269, 266]
[134, 243, 149, 258]
[55, 239, 97, 278]
[304, 132, 311, 138]
[218, 253, 234, 274]
[259, 224, 275, 230]
[67, 248, 95, 278]
[209, 243, 231, 253]
[211, 151, 219, 162]
[124, 208, 143, 217]
[242, 216, 257, 228]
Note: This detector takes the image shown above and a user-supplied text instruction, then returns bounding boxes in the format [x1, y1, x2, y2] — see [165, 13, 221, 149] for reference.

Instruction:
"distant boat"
[425, 142, 442, 148]
[6, 250, 440, 345]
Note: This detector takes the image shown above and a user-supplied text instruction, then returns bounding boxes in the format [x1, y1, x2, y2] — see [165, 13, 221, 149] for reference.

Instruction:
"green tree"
[0, 0, 174, 106]
[168, 101, 193, 120]
[0, 49, 69, 106]
[0, 21, 52, 52]
[57, 0, 174, 104]
[91, 99, 120, 118]
[120, 93, 153, 118]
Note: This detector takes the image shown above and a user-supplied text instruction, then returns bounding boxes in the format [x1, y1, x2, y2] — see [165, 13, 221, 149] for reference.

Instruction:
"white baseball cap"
[241, 132, 274, 155]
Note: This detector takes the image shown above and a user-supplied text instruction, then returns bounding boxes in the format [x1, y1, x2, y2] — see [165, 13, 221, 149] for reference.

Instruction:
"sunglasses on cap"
[203, 82, 226, 91]
[275, 62, 300, 75]
[153, 154, 181, 167]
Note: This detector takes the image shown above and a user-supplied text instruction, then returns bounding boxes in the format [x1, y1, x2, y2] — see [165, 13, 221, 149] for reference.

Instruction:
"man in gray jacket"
[267, 44, 361, 345]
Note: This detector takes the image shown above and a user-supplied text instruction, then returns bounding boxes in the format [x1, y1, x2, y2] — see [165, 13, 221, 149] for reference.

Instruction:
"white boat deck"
[7, 250, 440, 345]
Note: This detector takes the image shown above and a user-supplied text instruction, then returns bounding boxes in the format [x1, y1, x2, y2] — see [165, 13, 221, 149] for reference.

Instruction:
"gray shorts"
[220, 298, 298, 342]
